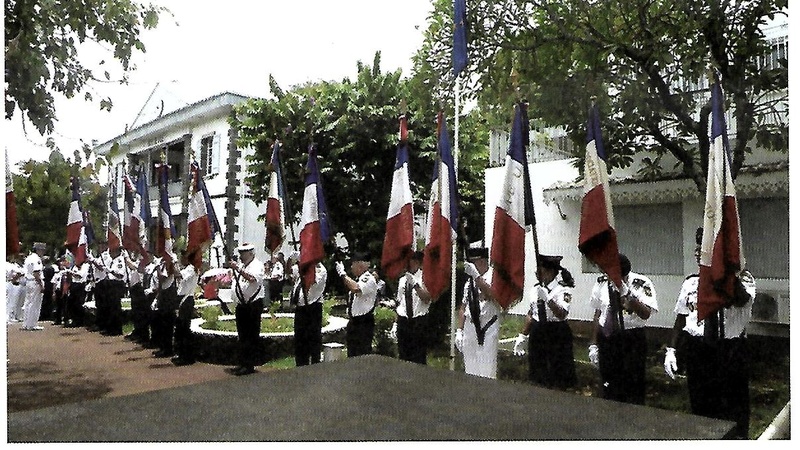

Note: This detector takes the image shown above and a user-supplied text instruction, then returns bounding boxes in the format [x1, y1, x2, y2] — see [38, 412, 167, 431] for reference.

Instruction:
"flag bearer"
[392, 251, 433, 364]
[336, 251, 378, 358]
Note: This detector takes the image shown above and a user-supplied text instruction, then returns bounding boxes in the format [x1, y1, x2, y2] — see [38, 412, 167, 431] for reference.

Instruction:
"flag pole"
[449, 77, 461, 371]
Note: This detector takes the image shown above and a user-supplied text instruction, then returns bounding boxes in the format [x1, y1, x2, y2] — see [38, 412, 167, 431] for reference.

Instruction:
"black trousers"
[528, 320, 576, 389]
[235, 299, 264, 369]
[174, 296, 195, 362]
[294, 301, 323, 366]
[105, 280, 126, 335]
[598, 327, 647, 405]
[94, 279, 109, 331]
[41, 286, 53, 320]
[53, 290, 65, 324]
[269, 280, 284, 305]
[65, 283, 86, 326]
[683, 333, 750, 439]
[129, 283, 148, 338]
[346, 312, 374, 358]
[153, 285, 178, 353]
[397, 314, 428, 365]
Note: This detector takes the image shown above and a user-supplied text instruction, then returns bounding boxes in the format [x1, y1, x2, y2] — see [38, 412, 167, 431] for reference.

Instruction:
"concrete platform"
[7, 355, 735, 441]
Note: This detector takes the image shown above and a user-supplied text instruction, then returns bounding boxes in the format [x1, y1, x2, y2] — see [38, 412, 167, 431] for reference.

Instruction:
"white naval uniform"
[22, 252, 45, 329]
[462, 268, 502, 379]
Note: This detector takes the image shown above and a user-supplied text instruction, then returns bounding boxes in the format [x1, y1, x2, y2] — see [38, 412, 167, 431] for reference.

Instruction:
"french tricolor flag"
[187, 161, 213, 269]
[578, 104, 622, 288]
[490, 103, 536, 309]
[65, 177, 83, 255]
[299, 145, 331, 290]
[107, 174, 122, 251]
[265, 141, 286, 254]
[423, 112, 458, 301]
[380, 114, 415, 280]
[156, 163, 176, 264]
[122, 173, 136, 252]
[698, 74, 744, 321]
[75, 209, 96, 266]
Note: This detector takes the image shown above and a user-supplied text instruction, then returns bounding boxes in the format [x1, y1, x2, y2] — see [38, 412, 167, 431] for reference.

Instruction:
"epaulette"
[597, 275, 608, 283]
[685, 274, 699, 280]
[558, 280, 570, 287]
[631, 277, 646, 288]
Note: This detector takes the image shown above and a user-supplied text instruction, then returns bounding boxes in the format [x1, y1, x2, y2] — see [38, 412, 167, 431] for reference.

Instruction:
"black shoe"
[153, 350, 173, 358]
[141, 342, 158, 349]
[87, 326, 100, 332]
[53, 321, 62, 325]
[123, 333, 137, 341]
[233, 366, 256, 376]
[171, 357, 195, 366]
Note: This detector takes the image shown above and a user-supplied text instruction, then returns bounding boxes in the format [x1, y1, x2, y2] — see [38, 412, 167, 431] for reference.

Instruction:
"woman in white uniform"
[456, 247, 502, 379]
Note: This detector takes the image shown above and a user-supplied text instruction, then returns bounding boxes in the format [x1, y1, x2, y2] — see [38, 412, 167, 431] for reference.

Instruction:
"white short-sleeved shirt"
[396, 269, 429, 319]
[271, 261, 284, 281]
[462, 268, 503, 324]
[350, 271, 378, 317]
[176, 265, 199, 297]
[674, 272, 756, 338]
[24, 253, 43, 281]
[292, 263, 327, 306]
[106, 253, 128, 282]
[71, 263, 90, 283]
[528, 275, 573, 323]
[590, 271, 658, 330]
[232, 258, 265, 304]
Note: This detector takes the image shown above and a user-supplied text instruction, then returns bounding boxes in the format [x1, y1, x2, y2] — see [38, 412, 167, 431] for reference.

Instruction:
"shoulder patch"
[631, 278, 646, 289]
[563, 293, 572, 303]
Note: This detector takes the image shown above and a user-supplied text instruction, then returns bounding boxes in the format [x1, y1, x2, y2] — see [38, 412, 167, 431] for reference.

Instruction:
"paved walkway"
[5, 320, 244, 413]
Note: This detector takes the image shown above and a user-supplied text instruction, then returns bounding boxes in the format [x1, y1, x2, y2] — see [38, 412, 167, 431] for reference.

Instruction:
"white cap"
[237, 243, 255, 252]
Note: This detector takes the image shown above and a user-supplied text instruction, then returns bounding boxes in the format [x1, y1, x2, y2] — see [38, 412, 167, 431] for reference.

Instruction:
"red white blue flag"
[381, 114, 415, 280]
[299, 145, 331, 290]
[265, 141, 286, 254]
[491, 103, 536, 309]
[75, 209, 96, 266]
[66, 177, 84, 255]
[578, 104, 622, 288]
[453, 0, 468, 77]
[423, 112, 459, 300]
[187, 161, 213, 269]
[698, 74, 744, 321]
[5, 151, 20, 255]
[122, 173, 136, 252]
[156, 163, 176, 264]
[107, 173, 122, 251]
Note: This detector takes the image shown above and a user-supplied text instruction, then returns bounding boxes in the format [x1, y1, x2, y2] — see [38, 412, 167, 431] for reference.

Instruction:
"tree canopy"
[419, 0, 788, 192]
[231, 52, 489, 262]
[4, 0, 166, 135]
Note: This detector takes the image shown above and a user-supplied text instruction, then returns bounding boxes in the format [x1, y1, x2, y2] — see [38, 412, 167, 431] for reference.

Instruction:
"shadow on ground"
[6, 361, 113, 413]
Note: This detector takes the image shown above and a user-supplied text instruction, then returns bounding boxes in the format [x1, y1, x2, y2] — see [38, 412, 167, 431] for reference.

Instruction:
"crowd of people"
[7, 226, 757, 438]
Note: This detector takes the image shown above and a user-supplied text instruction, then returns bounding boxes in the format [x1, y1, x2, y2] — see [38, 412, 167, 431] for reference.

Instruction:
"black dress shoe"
[152, 350, 173, 358]
[141, 342, 158, 349]
[171, 357, 195, 366]
[233, 366, 256, 376]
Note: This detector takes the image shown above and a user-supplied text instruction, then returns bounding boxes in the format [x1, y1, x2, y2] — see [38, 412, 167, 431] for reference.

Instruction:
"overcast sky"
[4, 0, 433, 172]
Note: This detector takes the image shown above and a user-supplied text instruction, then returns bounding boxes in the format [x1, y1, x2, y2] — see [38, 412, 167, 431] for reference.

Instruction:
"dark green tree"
[11, 148, 107, 256]
[5, 0, 166, 135]
[418, 0, 788, 192]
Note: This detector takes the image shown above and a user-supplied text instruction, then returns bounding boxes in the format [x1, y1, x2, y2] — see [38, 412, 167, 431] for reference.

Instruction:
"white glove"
[536, 285, 548, 303]
[151, 299, 158, 311]
[588, 344, 600, 368]
[464, 262, 480, 279]
[513, 333, 528, 356]
[455, 329, 464, 353]
[335, 261, 346, 277]
[664, 347, 678, 380]
[389, 322, 398, 340]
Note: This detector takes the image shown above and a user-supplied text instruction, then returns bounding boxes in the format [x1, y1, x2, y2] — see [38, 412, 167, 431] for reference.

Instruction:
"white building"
[484, 17, 788, 337]
[94, 91, 293, 267]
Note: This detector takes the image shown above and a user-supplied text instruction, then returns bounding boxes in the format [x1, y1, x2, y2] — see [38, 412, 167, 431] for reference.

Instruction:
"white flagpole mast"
[450, 78, 461, 371]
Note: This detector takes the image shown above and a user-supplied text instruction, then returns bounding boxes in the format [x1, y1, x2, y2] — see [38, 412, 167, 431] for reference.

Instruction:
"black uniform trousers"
[528, 320, 576, 389]
[93, 279, 109, 331]
[128, 282, 149, 339]
[53, 287, 66, 325]
[174, 295, 196, 362]
[397, 314, 429, 365]
[598, 327, 647, 405]
[65, 282, 86, 327]
[153, 284, 178, 354]
[294, 301, 323, 366]
[105, 279, 126, 335]
[346, 312, 374, 358]
[235, 299, 264, 369]
[683, 332, 750, 439]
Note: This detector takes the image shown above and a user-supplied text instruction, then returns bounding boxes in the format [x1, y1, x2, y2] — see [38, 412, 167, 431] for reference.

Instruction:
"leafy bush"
[373, 306, 397, 357]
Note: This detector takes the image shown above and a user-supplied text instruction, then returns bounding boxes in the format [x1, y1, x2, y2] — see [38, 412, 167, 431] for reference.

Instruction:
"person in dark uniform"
[152, 255, 179, 358]
[123, 249, 147, 342]
[588, 254, 658, 405]
[663, 228, 756, 439]
[291, 261, 327, 366]
[513, 254, 577, 389]
[65, 258, 89, 327]
[391, 251, 433, 365]
[140, 254, 161, 348]
[228, 243, 265, 375]
[40, 256, 56, 321]
[102, 245, 128, 336]
[51, 256, 70, 325]
[336, 251, 378, 358]
[88, 241, 109, 332]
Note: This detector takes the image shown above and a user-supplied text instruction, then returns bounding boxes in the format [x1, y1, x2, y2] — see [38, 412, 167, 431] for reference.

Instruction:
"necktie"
[404, 276, 414, 319]
[290, 282, 302, 306]
[536, 286, 548, 323]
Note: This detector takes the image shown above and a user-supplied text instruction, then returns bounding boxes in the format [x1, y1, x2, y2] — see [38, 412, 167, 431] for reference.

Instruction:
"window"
[739, 197, 788, 279]
[759, 37, 788, 71]
[583, 203, 683, 275]
[200, 134, 221, 175]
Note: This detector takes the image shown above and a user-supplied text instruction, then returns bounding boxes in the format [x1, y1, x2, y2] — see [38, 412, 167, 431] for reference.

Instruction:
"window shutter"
[211, 134, 222, 175]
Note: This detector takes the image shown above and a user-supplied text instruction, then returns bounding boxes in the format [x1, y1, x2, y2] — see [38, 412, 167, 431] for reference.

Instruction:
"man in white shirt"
[21, 242, 47, 330]
[268, 252, 285, 306]
[65, 258, 90, 327]
[102, 245, 128, 336]
[152, 254, 179, 358]
[6, 254, 26, 323]
[172, 252, 199, 366]
[88, 241, 109, 333]
[393, 251, 433, 365]
[228, 243, 265, 375]
[291, 261, 327, 366]
[336, 251, 378, 358]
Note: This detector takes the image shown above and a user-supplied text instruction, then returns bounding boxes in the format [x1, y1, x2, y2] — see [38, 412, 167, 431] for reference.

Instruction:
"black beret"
[537, 254, 563, 270]
[466, 247, 489, 260]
